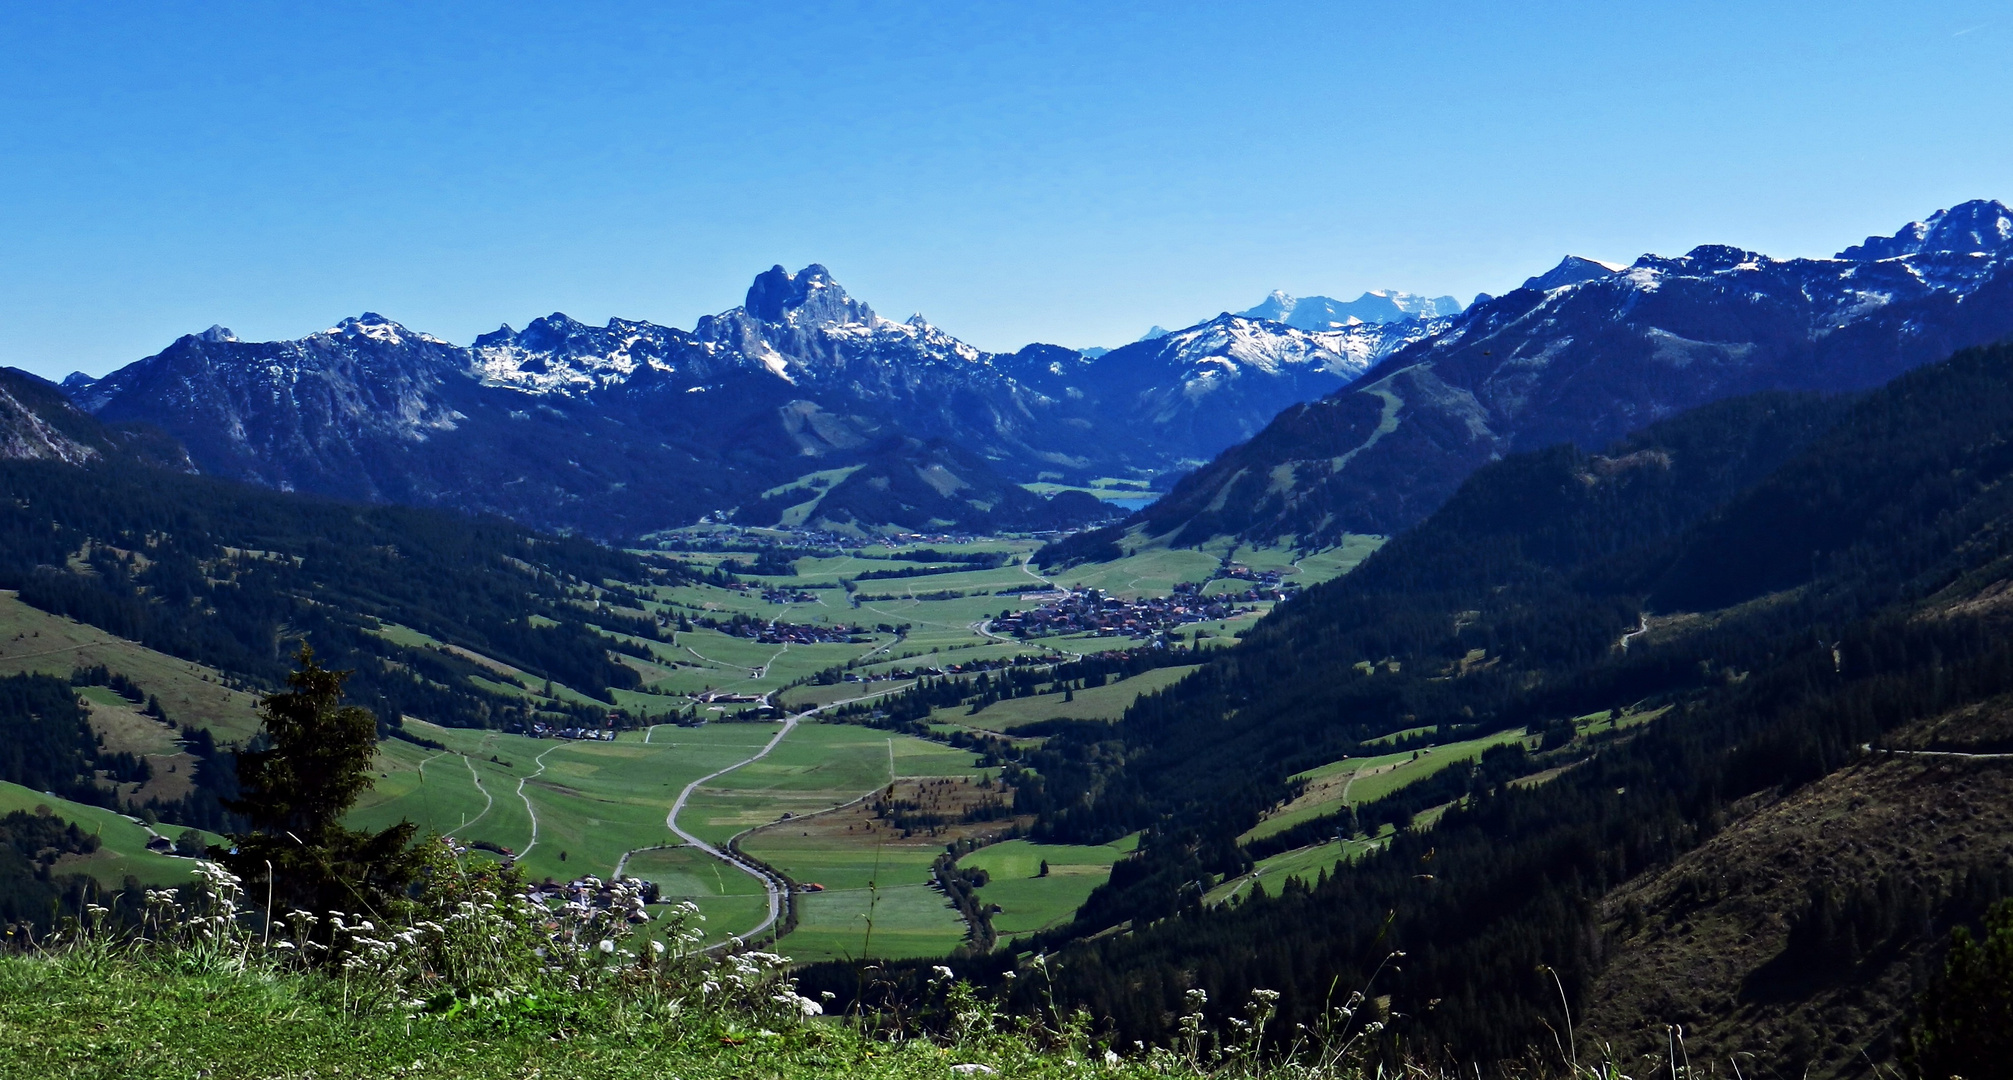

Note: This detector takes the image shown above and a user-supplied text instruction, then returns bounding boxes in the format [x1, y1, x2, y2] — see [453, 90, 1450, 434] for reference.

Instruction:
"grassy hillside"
[0, 781, 221, 888]
[0, 592, 260, 742]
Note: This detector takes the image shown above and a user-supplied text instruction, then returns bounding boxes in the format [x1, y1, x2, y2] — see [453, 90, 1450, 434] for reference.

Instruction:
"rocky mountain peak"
[1520, 255, 1625, 292]
[744, 263, 875, 328]
[1836, 198, 2013, 261]
[324, 312, 437, 346]
[198, 325, 237, 343]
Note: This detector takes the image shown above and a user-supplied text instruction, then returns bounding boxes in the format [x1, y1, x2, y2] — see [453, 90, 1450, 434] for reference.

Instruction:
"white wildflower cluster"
[95, 839, 824, 1030]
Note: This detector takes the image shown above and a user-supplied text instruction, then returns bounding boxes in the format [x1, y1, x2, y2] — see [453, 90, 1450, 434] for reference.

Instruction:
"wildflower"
[1104, 1049, 1121, 1067]
[650, 940, 666, 955]
[950, 1066, 996, 1076]
[931, 964, 956, 982]
[775, 992, 821, 1016]
[598, 939, 616, 954]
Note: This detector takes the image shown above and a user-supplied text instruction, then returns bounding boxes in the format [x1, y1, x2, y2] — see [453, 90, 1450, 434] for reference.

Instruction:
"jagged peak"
[198, 325, 237, 343]
[744, 263, 874, 327]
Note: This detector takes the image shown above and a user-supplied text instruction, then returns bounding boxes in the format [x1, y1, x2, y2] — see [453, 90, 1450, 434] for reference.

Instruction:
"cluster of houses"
[991, 584, 1253, 639]
[1211, 565, 1300, 602]
[760, 586, 823, 604]
[524, 721, 619, 741]
[524, 876, 659, 914]
[730, 620, 867, 645]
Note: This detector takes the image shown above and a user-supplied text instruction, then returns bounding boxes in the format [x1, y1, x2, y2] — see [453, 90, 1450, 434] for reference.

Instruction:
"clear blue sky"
[3, 2, 2010, 379]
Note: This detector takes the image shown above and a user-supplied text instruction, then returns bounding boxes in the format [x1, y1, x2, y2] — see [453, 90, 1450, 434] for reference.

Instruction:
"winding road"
[1863, 744, 2013, 760]
[644, 683, 916, 945]
[514, 745, 560, 857]
[1617, 613, 1649, 652]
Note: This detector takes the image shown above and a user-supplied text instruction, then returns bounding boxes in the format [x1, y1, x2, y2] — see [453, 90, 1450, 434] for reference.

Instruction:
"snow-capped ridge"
[1838, 199, 2013, 261]
[1240, 289, 1462, 330]
[321, 312, 447, 347]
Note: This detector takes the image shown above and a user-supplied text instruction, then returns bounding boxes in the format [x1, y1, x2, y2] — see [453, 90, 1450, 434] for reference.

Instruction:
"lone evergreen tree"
[221, 644, 417, 921]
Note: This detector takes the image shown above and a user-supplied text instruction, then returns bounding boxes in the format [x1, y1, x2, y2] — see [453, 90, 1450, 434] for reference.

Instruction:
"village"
[991, 582, 1264, 639]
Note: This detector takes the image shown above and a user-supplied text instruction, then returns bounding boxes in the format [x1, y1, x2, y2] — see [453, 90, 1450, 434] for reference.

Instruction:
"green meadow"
[0, 780, 225, 889]
[1241, 729, 1534, 844]
[940, 664, 1201, 730]
[957, 835, 1139, 939]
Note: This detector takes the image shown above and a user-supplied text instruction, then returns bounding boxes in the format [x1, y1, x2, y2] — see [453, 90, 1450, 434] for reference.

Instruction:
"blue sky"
[2, 2, 2010, 379]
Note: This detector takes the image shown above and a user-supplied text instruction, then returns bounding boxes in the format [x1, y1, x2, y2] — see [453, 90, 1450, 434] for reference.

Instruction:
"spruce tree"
[221, 645, 417, 923]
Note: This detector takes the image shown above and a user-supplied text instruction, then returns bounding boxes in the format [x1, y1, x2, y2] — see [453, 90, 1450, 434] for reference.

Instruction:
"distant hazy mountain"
[1239, 289, 1463, 329]
[65, 264, 1405, 538]
[1135, 199, 2013, 547]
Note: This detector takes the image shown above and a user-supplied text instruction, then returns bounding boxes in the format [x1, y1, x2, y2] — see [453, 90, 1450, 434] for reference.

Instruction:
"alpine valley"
[9, 201, 2013, 1080]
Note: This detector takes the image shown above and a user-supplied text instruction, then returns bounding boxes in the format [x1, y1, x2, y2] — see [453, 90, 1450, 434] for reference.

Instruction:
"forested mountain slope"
[0, 382, 680, 725]
[975, 338, 2013, 1074]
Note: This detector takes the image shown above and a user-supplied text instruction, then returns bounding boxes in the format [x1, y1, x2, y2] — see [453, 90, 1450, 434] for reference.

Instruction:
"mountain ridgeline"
[1132, 199, 2013, 547]
[62, 265, 1438, 539]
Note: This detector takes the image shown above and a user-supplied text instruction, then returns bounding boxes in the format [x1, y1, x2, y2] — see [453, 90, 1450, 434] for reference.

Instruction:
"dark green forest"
[0, 456, 684, 728]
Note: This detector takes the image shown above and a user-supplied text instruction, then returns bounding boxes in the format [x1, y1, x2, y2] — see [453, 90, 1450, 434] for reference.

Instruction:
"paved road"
[655, 683, 915, 945]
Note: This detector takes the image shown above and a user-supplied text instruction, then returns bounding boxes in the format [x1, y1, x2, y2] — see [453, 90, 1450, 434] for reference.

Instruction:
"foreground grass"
[0, 952, 1186, 1080]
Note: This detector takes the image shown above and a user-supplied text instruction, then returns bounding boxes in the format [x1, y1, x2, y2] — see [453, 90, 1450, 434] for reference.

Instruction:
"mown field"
[957, 836, 1139, 939]
[0, 592, 262, 742]
[1240, 729, 1536, 845]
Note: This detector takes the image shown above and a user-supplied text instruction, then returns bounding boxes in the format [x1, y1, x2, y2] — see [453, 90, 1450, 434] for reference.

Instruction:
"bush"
[1908, 898, 2013, 1079]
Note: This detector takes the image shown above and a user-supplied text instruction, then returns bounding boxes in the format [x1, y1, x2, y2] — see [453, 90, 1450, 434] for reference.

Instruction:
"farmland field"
[957, 836, 1138, 939]
[936, 665, 1201, 730]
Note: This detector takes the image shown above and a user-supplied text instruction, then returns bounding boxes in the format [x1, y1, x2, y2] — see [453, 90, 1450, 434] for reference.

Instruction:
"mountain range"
[1130, 199, 2013, 547]
[59, 265, 1435, 538]
[53, 200, 2013, 555]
